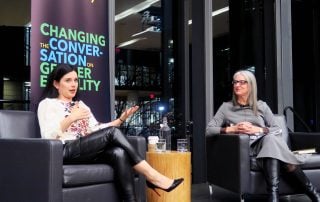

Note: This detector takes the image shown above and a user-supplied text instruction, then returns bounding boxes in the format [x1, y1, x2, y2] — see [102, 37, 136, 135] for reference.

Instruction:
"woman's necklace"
[237, 100, 249, 108]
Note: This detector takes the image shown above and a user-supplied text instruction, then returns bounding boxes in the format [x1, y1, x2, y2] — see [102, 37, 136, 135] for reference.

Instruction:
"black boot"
[261, 158, 280, 202]
[289, 167, 320, 202]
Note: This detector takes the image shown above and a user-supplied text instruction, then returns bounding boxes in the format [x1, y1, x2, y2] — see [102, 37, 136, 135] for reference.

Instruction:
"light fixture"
[158, 106, 165, 111]
[115, 0, 160, 22]
[212, 6, 229, 17]
[131, 26, 158, 37]
[117, 38, 147, 48]
[25, 22, 32, 27]
[24, 82, 31, 87]
[188, 6, 229, 25]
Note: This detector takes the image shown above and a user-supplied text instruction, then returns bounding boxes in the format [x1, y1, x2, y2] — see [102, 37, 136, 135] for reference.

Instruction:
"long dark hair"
[41, 64, 80, 101]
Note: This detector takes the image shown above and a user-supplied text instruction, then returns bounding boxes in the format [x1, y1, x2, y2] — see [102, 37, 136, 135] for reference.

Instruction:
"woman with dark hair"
[37, 63, 183, 202]
[206, 70, 320, 202]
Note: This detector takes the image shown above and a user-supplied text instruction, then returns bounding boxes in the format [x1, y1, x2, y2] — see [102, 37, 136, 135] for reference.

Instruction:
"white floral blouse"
[38, 98, 109, 143]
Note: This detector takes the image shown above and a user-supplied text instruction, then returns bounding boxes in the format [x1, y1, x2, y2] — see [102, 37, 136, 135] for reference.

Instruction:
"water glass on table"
[148, 136, 159, 152]
[177, 139, 188, 152]
[156, 139, 166, 152]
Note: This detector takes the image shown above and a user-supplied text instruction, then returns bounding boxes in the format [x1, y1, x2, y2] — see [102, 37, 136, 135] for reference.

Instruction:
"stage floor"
[192, 183, 312, 202]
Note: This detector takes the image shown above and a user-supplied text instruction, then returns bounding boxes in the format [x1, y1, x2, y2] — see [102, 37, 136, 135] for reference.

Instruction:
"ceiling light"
[131, 26, 159, 37]
[115, 0, 160, 22]
[212, 6, 229, 17]
[188, 6, 229, 25]
[117, 38, 147, 48]
[25, 22, 32, 27]
[24, 82, 31, 86]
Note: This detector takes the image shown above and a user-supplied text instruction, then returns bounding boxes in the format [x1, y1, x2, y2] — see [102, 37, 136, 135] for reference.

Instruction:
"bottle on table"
[159, 116, 171, 151]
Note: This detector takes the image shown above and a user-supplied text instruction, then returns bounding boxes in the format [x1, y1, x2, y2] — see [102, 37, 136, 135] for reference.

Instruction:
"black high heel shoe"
[146, 178, 184, 196]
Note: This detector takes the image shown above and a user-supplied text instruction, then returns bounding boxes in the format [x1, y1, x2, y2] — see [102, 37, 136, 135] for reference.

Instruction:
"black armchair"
[0, 110, 146, 202]
[206, 114, 320, 201]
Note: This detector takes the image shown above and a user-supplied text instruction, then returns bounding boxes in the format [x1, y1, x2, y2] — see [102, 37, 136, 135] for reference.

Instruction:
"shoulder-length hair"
[232, 70, 258, 115]
[41, 64, 80, 101]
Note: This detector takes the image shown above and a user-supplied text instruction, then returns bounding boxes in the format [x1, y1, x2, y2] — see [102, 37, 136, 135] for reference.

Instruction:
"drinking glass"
[177, 139, 188, 152]
[148, 136, 159, 152]
[156, 139, 166, 152]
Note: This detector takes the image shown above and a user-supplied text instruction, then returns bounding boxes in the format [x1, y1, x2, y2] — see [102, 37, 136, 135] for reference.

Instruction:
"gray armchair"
[0, 110, 146, 202]
[206, 114, 320, 201]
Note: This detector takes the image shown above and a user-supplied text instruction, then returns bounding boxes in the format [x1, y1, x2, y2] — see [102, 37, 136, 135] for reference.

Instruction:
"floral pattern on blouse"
[62, 101, 90, 138]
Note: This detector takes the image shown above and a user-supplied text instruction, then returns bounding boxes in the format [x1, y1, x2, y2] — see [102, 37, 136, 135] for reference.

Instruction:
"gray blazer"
[206, 101, 307, 164]
[206, 100, 280, 136]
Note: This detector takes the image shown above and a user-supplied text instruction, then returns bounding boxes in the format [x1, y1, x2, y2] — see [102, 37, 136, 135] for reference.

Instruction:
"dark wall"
[0, 26, 29, 82]
[229, 0, 277, 112]
[292, 0, 320, 131]
[116, 48, 160, 67]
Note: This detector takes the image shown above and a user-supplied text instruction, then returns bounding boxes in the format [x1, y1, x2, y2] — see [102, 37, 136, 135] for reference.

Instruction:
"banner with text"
[31, 0, 110, 121]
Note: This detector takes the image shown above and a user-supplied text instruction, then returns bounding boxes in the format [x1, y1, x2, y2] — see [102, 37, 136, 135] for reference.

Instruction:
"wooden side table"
[146, 151, 191, 202]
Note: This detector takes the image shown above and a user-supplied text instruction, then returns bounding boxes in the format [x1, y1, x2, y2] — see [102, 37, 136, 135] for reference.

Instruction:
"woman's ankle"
[286, 164, 297, 172]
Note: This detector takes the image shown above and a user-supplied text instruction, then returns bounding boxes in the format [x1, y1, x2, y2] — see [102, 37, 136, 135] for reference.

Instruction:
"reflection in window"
[115, 64, 161, 89]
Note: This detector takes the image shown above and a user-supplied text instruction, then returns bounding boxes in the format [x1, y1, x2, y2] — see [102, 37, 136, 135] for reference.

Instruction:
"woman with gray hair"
[206, 70, 320, 202]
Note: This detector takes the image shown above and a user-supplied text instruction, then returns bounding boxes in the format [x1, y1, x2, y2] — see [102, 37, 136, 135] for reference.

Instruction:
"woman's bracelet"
[119, 118, 125, 122]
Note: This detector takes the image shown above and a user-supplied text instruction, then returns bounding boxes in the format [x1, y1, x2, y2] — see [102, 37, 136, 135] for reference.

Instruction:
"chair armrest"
[0, 138, 63, 202]
[206, 134, 251, 193]
[289, 132, 320, 151]
[127, 136, 146, 202]
[127, 136, 147, 159]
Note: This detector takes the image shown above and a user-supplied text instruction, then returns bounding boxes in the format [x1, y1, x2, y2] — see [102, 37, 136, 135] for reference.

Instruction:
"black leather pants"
[63, 127, 143, 202]
[104, 147, 136, 202]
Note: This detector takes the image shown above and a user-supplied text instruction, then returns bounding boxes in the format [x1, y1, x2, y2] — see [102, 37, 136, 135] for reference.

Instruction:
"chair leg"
[208, 184, 214, 200]
[240, 194, 246, 202]
[208, 184, 212, 195]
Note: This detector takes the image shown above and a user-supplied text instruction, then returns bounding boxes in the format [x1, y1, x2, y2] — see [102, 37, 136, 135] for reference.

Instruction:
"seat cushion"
[63, 164, 114, 187]
[301, 154, 320, 169]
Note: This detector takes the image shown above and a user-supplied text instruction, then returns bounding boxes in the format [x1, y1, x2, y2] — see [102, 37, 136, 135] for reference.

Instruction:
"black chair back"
[274, 114, 291, 148]
[0, 110, 40, 138]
